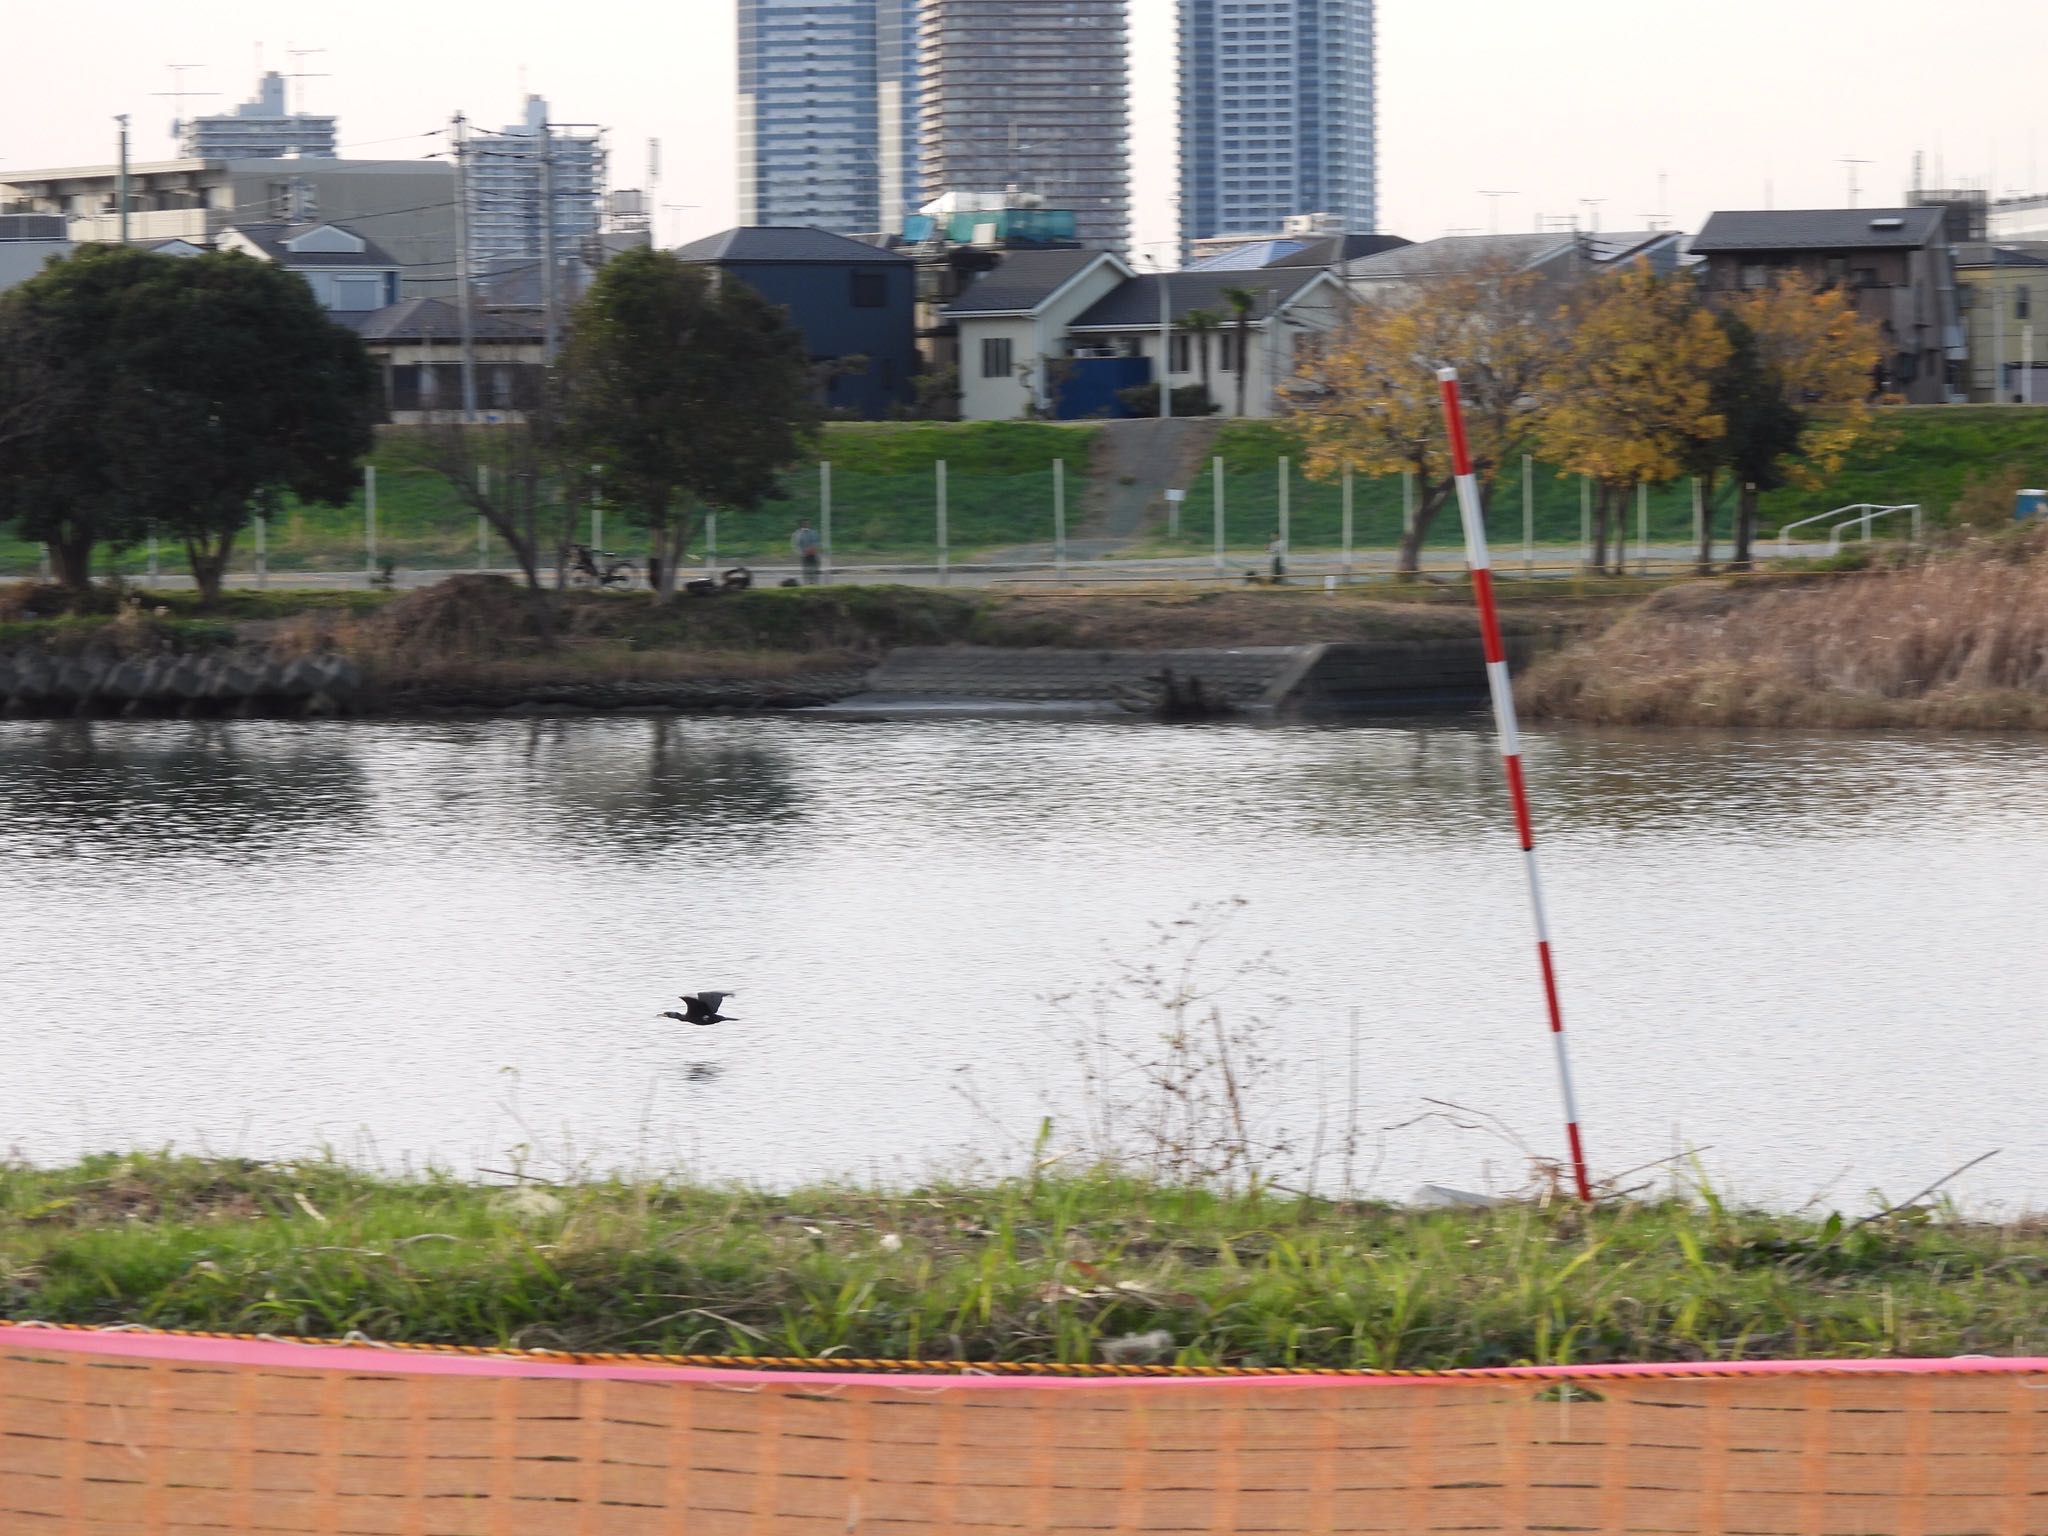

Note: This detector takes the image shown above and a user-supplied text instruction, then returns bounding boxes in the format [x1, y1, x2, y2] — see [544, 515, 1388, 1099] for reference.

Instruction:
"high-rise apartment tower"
[737, 0, 921, 235]
[179, 71, 337, 160]
[918, 0, 1131, 251]
[1179, 0, 1377, 244]
[465, 96, 605, 275]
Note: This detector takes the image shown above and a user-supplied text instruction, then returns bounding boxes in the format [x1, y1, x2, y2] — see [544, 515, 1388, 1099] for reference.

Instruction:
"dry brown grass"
[1522, 531, 2048, 729]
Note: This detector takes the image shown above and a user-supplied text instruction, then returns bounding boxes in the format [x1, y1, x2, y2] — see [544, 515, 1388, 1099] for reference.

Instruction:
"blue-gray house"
[673, 226, 917, 418]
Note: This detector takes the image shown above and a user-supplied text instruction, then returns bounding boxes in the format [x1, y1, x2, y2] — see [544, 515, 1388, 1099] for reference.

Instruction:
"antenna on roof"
[152, 64, 219, 148]
[1477, 190, 1516, 235]
[1840, 157, 1872, 208]
[285, 45, 328, 117]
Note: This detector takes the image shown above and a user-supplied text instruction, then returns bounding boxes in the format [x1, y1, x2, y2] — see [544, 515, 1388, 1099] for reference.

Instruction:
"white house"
[1063, 268, 1349, 419]
[216, 221, 400, 315]
[945, 255, 1347, 420]
[942, 248, 1133, 419]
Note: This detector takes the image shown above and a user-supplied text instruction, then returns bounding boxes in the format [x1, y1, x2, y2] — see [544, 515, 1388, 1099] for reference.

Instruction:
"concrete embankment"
[0, 650, 364, 718]
[0, 642, 1532, 720]
[822, 637, 1534, 718]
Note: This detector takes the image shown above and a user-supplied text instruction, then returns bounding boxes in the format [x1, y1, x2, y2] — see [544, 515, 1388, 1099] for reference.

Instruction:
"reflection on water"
[2, 715, 2043, 1210]
[0, 722, 369, 859]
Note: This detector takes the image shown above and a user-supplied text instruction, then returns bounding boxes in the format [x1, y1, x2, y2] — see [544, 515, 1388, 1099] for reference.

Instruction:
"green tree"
[1684, 312, 1802, 572]
[0, 244, 378, 597]
[559, 249, 816, 601]
[1221, 287, 1257, 417]
[1721, 275, 1883, 566]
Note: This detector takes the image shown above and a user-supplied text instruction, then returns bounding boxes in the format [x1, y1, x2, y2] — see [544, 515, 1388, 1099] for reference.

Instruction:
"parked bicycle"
[567, 544, 639, 589]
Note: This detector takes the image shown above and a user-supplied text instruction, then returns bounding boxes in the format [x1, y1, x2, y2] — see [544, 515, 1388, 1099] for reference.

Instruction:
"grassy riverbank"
[1522, 529, 2048, 729]
[2, 577, 1622, 700]
[1, 1154, 2040, 1368]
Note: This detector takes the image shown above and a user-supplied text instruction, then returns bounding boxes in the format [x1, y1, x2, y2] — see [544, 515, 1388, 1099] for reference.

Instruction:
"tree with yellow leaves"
[1716, 274, 1884, 566]
[1539, 266, 1731, 574]
[1286, 263, 1565, 576]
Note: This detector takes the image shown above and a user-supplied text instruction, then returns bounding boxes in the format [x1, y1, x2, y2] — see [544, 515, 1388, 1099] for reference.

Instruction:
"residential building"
[1952, 244, 2048, 403]
[0, 213, 70, 293]
[178, 71, 337, 160]
[1990, 193, 2048, 243]
[944, 258, 1344, 419]
[918, 0, 1131, 251]
[738, 0, 921, 235]
[464, 97, 605, 277]
[889, 190, 1087, 374]
[216, 222, 400, 315]
[1178, 0, 1377, 250]
[1690, 208, 1964, 404]
[941, 247, 1132, 417]
[674, 225, 918, 417]
[1339, 229, 1682, 296]
[0, 157, 456, 291]
[1188, 214, 1407, 270]
[341, 299, 545, 422]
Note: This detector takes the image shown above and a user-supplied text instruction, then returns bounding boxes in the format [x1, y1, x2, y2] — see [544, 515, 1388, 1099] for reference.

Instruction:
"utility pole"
[539, 121, 560, 362]
[452, 112, 478, 420]
[115, 115, 130, 244]
[1995, 246, 2007, 403]
[1157, 265, 1172, 420]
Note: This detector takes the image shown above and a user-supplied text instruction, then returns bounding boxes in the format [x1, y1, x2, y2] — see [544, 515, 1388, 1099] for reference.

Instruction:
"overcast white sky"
[7, 0, 2048, 255]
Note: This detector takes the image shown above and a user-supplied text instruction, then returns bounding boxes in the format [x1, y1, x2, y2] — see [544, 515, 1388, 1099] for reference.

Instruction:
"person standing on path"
[1267, 530, 1287, 584]
[792, 521, 822, 585]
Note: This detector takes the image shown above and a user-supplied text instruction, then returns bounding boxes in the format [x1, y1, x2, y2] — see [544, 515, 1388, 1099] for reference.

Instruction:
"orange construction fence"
[1, 1325, 2044, 1535]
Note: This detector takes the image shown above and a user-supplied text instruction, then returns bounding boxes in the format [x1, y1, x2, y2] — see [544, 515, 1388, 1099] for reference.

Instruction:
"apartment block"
[738, 0, 921, 235]
[919, 0, 1131, 251]
[1179, 0, 1377, 246]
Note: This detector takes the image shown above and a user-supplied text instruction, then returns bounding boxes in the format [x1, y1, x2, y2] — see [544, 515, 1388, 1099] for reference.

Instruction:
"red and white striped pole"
[1435, 367, 1594, 1204]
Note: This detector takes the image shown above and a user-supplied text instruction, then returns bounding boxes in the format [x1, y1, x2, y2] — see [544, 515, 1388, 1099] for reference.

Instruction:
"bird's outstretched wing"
[697, 992, 730, 1013]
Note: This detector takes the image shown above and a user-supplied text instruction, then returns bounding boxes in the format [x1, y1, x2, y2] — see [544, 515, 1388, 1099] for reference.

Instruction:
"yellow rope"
[1, 1321, 2037, 1382]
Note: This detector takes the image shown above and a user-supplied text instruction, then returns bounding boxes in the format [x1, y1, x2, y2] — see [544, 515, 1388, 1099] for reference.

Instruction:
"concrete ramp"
[821, 638, 1518, 718]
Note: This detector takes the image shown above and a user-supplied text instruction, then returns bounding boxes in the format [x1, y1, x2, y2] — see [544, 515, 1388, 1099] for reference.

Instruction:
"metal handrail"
[1777, 503, 1921, 554]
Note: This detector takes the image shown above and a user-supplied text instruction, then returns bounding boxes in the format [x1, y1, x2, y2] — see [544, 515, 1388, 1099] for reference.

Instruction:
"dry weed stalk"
[1522, 532, 2048, 729]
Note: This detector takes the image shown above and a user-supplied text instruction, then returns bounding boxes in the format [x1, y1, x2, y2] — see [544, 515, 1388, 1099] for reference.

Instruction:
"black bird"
[662, 992, 737, 1026]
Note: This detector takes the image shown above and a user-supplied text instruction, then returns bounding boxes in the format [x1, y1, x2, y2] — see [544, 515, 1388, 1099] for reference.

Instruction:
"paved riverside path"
[57, 543, 1834, 594]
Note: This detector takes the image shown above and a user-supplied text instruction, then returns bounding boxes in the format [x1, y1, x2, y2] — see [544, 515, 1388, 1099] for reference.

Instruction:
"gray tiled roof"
[1345, 232, 1572, 279]
[1952, 243, 2048, 269]
[942, 248, 1117, 315]
[671, 226, 911, 264]
[339, 297, 540, 342]
[1690, 208, 1945, 253]
[1268, 232, 1412, 268]
[226, 221, 398, 268]
[1068, 267, 1328, 330]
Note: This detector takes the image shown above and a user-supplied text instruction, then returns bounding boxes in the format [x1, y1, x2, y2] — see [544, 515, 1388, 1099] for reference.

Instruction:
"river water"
[2, 715, 2042, 1212]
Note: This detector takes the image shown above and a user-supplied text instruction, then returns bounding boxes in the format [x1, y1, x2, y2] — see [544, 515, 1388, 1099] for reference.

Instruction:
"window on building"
[850, 270, 886, 308]
[981, 336, 1013, 379]
[2018, 286, 2032, 321]
[1171, 333, 1192, 373]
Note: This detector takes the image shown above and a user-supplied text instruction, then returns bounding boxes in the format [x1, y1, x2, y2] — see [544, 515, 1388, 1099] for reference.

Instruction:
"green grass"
[2, 1154, 2040, 1368]
[9, 409, 2042, 581]
[1755, 405, 2048, 532]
